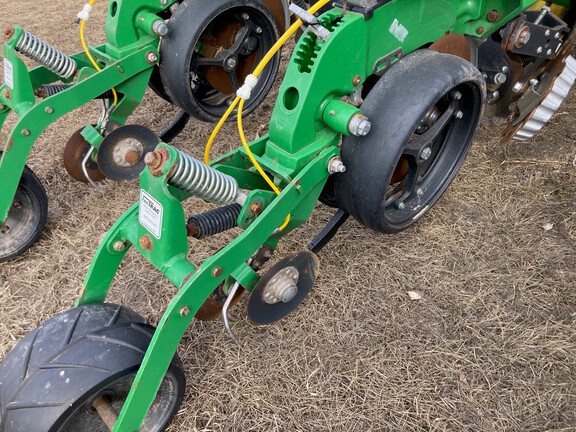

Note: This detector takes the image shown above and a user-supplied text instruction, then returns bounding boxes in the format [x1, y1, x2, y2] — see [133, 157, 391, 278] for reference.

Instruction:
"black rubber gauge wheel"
[334, 50, 485, 233]
[158, 0, 281, 122]
[0, 153, 48, 262]
[0, 303, 185, 432]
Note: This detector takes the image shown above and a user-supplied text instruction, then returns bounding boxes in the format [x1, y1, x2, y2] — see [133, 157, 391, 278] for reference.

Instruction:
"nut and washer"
[112, 241, 126, 252]
[146, 51, 158, 64]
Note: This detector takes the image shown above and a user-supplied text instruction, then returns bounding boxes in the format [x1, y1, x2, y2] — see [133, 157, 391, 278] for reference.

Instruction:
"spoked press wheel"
[0, 154, 48, 262]
[158, 0, 281, 122]
[0, 304, 185, 432]
[335, 50, 486, 233]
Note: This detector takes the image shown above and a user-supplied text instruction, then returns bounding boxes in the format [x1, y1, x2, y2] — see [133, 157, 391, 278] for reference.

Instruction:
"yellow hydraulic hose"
[205, 0, 333, 230]
[79, 0, 118, 105]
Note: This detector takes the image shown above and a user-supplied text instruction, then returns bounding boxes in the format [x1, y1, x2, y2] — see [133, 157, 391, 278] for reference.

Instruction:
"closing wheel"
[247, 251, 319, 325]
[0, 303, 185, 432]
[0, 154, 48, 262]
[335, 50, 485, 233]
[159, 0, 281, 122]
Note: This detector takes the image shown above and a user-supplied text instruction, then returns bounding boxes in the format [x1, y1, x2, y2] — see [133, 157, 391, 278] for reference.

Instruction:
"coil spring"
[37, 84, 115, 100]
[187, 204, 242, 239]
[170, 150, 239, 205]
[15, 29, 77, 79]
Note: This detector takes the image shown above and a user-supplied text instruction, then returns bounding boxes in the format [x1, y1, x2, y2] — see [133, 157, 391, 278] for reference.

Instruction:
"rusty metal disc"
[97, 125, 160, 181]
[63, 127, 106, 183]
[195, 282, 245, 321]
[247, 251, 319, 325]
[430, 34, 472, 62]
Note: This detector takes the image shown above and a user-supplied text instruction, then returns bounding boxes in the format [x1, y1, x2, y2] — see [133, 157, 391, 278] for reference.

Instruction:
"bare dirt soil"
[0, 2, 575, 431]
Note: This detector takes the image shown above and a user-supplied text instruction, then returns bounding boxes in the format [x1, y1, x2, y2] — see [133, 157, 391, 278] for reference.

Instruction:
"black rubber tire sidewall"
[0, 303, 185, 432]
[334, 50, 485, 233]
[0, 153, 48, 262]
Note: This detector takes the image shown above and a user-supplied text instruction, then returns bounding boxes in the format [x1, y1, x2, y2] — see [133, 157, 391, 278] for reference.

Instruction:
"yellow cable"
[79, 0, 118, 105]
[208, 0, 333, 230]
[205, 0, 332, 162]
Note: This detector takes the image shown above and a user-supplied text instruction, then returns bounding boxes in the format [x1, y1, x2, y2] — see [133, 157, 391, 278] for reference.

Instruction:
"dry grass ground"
[0, 2, 575, 431]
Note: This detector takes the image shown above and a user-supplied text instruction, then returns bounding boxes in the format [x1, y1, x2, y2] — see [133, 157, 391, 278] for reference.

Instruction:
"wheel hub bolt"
[455, 111, 464, 119]
[152, 21, 169, 37]
[348, 114, 371, 137]
[417, 188, 424, 196]
[395, 201, 406, 210]
[420, 147, 432, 161]
[256, 26, 262, 34]
[241, 12, 250, 20]
[226, 57, 238, 70]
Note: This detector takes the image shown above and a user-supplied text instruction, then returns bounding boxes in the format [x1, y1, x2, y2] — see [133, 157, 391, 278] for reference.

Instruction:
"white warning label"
[4, 58, 14, 89]
[139, 189, 163, 239]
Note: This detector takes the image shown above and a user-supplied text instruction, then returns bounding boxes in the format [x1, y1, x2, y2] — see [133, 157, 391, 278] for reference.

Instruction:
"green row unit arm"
[69, 0, 563, 429]
[0, 0, 181, 228]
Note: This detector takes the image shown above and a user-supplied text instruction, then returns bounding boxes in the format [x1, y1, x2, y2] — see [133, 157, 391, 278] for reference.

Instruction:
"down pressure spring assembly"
[169, 150, 244, 205]
[14, 28, 77, 79]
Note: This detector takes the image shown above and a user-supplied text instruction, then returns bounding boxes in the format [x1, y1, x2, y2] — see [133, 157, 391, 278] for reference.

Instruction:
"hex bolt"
[537, 46, 543, 54]
[492, 91, 500, 99]
[328, 157, 346, 174]
[453, 91, 462, 100]
[476, 26, 485, 35]
[348, 114, 371, 137]
[256, 26, 262, 34]
[395, 201, 406, 210]
[545, 29, 551, 37]
[352, 74, 361, 87]
[241, 12, 250, 20]
[455, 111, 464, 119]
[502, 66, 509, 73]
[212, 267, 223, 278]
[12, 202, 22, 209]
[226, 57, 237, 69]
[179, 306, 190, 317]
[530, 78, 539, 86]
[517, 27, 531, 46]
[420, 147, 432, 160]
[152, 21, 169, 37]
[487, 10, 499, 22]
[160, 0, 167, 5]
[45, 106, 54, 114]
[494, 73, 507, 85]
[112, 241, 125, 252]
[416, 189, 424, 197]
[513, 82, 523, 93]
[555, 32, 561, 40]
[547, 49, 553, 56]
[0, 104, 4, 110]
[146, 51, 158, 64]
[21, 129, 30, 136]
